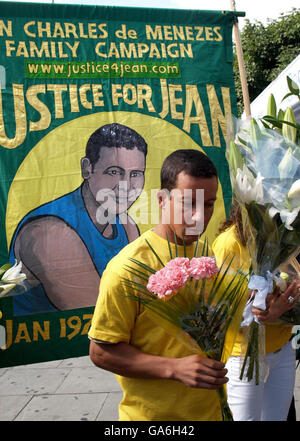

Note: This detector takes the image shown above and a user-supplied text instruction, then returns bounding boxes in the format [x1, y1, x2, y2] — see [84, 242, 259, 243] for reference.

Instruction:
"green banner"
[0, 1, 239, 367]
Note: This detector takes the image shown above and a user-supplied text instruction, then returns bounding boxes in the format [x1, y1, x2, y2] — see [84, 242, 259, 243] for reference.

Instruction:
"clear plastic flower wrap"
[227, 117, 300, 384]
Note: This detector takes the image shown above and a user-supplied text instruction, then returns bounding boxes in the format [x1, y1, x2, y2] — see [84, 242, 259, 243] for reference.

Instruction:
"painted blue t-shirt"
[9, 186, 129, 315]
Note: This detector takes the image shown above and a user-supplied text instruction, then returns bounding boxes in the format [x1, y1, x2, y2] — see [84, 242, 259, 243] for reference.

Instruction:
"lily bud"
[267, 93, 277, 118]
[249, 118, 261, 150]
[278, 147, 294, 179]
[227, 140, 244, 174]
[287, 179, 300, 210]
[282, 107, 297, 144]
[276, 272, 289, 292]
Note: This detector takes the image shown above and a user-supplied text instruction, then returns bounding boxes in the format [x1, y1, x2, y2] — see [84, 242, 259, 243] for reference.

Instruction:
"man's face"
[161, 171, 218, 245]
[85, 146, 145, 214]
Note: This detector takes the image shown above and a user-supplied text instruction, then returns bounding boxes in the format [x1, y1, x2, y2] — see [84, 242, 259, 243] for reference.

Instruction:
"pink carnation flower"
[146, 256, 219, 299]
[147, 257, 190, 298]
[187, 257, 219, 279]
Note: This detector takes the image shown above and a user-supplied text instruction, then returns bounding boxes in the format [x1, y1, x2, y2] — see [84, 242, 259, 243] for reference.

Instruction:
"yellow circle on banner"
[6, 111, 225, 248]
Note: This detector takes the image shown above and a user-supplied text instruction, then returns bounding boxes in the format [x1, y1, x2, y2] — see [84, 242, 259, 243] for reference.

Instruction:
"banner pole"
[230, 0, 251, 117]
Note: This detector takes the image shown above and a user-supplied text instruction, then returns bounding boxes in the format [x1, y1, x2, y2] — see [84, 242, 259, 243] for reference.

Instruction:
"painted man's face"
[84, 146, 146, 215]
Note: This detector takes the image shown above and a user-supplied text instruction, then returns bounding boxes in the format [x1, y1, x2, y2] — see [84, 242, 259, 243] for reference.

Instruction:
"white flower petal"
[1, 260, 26, 284]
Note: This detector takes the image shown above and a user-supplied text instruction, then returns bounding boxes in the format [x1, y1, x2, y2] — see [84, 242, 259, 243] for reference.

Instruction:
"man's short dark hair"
[161, 149, 218, 191]
[85, 123, 148, 169]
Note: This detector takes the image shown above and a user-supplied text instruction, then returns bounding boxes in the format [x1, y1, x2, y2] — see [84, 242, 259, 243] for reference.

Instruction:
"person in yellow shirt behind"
[212, 201, 300, 421]
[89, 149, 233, 421]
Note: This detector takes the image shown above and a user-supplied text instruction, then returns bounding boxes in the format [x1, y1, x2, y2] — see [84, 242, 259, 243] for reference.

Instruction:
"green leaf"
[144, 239, 165, 267]
[0, 263, 12, 278]
[287, 76, 300, 96]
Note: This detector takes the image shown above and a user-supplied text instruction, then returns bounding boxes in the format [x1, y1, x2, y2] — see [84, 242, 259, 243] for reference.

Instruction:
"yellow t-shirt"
[212, 225, 292, 355]
[89, 229, 241, 421]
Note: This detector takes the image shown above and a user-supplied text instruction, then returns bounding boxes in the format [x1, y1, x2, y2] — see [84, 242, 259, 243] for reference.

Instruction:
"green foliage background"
[234, 8, 300, 116]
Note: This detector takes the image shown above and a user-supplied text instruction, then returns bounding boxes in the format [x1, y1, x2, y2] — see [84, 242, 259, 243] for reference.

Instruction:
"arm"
[14, 216, 100, 310]
[89, 340, 228, 390]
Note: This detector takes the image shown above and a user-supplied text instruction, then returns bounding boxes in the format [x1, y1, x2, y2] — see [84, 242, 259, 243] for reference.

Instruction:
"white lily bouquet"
[121, 235, 248, 421]
[227, 116, 300, 384]
[0, 260, 27, 298]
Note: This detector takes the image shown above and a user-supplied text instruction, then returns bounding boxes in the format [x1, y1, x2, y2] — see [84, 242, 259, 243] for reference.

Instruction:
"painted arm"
[14, 216, 100, 310]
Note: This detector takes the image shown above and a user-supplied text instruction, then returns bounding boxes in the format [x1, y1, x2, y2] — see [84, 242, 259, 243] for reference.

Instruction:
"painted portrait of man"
[9, 123, 147, 315]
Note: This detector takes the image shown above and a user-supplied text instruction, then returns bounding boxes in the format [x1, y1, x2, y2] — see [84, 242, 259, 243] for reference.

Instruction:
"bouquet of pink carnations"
[121, 235, 248, 421]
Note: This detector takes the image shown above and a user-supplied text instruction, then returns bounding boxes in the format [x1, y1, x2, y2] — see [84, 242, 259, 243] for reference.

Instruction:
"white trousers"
[225, 340, 296, 421]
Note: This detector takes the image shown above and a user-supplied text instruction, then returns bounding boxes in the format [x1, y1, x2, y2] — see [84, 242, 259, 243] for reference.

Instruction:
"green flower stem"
[239, 321, 260, 385]
[218, 385, 233, 421]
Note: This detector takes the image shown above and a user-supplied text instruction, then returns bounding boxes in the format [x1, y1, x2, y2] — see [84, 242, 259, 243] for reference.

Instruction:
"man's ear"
[157, 189, 170, 209]
[81, 157, 92, 179]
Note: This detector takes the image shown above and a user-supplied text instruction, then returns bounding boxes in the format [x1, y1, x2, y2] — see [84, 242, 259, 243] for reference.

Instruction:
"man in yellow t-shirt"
[88, 149, 229, 421]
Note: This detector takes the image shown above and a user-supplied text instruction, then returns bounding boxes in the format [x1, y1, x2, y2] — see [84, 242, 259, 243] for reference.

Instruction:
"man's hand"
[171, 354, 228, 389]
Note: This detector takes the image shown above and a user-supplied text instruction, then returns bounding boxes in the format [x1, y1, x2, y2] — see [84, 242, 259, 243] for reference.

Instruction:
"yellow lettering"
[98, 23, 108, 39]
[195, 26, 204, 41]
[94, 42, 107, 57]
[47, 84, 68, 118]
[123, 84, 137, 105]
[137, 84, 155, 112]
[169, 84, 183, 120]
[183, 85, 212, 146]
[5, 40, 16, 57]
[0, 84, 26, 149]
[37, 21, 51, 38]
[0, 19, 12, 37]
[14, 323, 31, 343]
[145, 24, 163, 40]
[64, 22, 78, 38]
[52, 22, 65, 38]
[206, 84, 232, 147]
[159, 79, 169, 119]
[26, 85, 51, 132]
[79, 84, 92, 109]
[33, 321, 50, 341]
[205, 27, 214, 41]
[69, 84, 79, 112]
[92, 84, 104, 107]
[108, 42, 120, 58]
[24, 21, 36, 37]
[214, 26, 223, 41]
[3, 320, 13, 349]
[111, 83, 123, 106]
[29, 41, 50, 58]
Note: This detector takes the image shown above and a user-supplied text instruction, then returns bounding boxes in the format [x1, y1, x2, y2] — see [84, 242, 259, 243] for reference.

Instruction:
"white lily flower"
[269, 205, 299, 230]
[233, 165, 264, 204]
[287, 179, 300, 210]
[1, 260, 26, 284]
